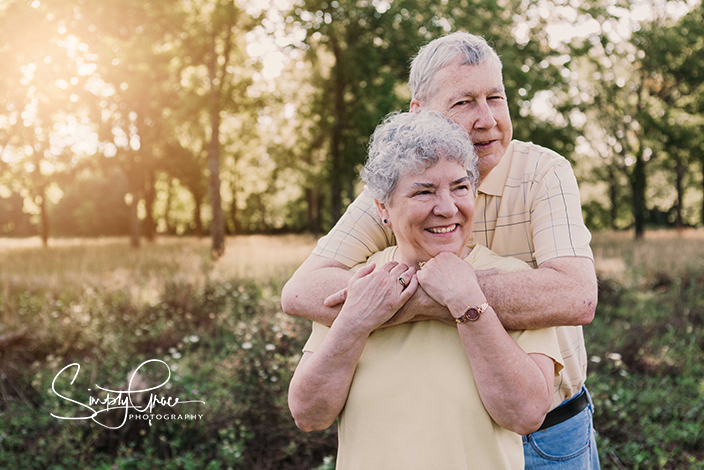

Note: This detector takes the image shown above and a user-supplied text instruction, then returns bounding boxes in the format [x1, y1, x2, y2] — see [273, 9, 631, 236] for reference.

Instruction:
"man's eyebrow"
[447, 87, 506, 103]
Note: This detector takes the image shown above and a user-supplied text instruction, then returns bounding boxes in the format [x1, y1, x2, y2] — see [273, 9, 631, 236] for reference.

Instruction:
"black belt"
[537, 389, 589, 431]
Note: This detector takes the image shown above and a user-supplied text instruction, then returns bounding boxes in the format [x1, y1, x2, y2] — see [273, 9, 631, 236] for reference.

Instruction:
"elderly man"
[282, 32, 600, 469]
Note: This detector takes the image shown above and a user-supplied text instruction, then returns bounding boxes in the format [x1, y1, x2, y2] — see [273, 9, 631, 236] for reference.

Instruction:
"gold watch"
[455, 302, 489, 323]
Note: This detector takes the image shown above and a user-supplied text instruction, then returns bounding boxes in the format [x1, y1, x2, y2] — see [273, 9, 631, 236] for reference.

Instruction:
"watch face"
[465, 307, 480, 321]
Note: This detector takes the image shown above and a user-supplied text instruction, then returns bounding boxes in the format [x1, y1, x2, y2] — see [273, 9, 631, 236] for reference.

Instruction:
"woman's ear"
[375, 200, 391, 226]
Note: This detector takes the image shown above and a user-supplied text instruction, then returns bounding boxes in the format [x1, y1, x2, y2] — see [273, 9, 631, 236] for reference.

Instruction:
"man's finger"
[324, 288, 347, 307]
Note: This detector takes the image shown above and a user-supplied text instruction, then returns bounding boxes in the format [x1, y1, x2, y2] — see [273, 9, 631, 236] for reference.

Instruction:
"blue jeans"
[522, 387, 600, 470]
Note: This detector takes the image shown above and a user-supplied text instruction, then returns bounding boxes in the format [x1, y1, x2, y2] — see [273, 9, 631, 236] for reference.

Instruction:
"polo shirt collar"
[477, 141, 515, 197]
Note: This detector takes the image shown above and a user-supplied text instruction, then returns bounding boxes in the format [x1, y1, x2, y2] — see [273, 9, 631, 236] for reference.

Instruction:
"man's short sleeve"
[311, 189, 396, 267]
[529, 158, 593, 266]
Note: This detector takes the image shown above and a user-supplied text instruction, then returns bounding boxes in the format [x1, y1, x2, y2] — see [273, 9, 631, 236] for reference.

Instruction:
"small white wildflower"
[265, 344, 275, 351]
[590, 356, 602, 363]
[607, 352, 622, 361]
[189, 335, 199, 343]
[242, 342, 253, 349]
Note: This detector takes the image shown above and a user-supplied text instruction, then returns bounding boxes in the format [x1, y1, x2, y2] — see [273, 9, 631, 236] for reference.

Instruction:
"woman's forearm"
[288, 325, 368, 431]
[453, 304, 553, 435]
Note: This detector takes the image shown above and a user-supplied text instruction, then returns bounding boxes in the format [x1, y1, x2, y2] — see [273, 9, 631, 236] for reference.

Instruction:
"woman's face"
[377, 157, 475, 267]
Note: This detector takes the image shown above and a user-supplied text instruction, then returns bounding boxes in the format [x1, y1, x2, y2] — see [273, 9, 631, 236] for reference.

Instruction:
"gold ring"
[398, 276, 407, 287]
[418, 262, 426, 269]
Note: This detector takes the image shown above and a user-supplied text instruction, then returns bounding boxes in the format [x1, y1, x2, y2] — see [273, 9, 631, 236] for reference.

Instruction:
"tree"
[0, 0, 88, 246]
[174, 0, 260, 257]
[66, 0, 185, 247]
[285, 0, 583, 228]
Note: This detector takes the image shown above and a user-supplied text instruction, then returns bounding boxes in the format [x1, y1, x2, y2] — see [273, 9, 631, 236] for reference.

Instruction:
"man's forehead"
[429, 62, 505, 102]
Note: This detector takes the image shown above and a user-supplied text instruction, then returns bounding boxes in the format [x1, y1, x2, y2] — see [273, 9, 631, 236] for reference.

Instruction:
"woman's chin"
[424, 244, 468, 260]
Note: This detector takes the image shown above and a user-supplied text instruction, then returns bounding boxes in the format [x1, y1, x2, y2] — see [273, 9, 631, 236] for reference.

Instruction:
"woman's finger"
[390, 263, 415, 289]
[399, 274, 419, 302]
[351, 262, 376, 280]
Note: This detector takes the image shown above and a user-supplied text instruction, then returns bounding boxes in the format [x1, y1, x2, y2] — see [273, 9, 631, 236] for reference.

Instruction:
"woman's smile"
[426, 223, 460, 234]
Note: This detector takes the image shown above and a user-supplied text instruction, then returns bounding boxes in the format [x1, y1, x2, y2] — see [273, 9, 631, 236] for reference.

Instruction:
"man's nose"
[474, 100, 497, 129]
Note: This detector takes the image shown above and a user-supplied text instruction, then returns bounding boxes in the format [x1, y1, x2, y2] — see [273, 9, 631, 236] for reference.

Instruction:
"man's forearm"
[478, 257, 598, 330]
[281, 255, 351, 326]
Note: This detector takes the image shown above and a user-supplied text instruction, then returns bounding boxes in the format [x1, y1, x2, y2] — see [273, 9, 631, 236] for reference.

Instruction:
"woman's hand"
[337, 261, 418, 335]
[416, 252, 485, 310]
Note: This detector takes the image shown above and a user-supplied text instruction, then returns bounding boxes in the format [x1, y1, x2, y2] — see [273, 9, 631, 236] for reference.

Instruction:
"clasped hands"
[330, 253, 491, 332]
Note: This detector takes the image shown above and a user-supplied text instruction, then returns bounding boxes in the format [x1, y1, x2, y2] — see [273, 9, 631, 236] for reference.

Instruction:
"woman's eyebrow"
[411, 182, 436, 189]
[452, 176, 470, 185]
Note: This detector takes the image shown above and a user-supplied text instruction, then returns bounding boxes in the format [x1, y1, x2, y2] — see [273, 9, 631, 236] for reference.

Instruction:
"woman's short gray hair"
[409, 32, 502, 103]
[361, 110, 479, 205]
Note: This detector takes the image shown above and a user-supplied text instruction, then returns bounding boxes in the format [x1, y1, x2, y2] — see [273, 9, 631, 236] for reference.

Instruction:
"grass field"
[1, 230, 704, 469]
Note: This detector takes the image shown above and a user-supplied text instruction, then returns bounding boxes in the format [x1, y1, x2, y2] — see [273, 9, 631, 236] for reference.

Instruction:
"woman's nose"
[433, 192, 458, 218]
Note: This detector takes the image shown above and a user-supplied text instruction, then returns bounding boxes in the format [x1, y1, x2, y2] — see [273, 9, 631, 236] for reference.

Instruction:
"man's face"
[411, 59, 513, 180]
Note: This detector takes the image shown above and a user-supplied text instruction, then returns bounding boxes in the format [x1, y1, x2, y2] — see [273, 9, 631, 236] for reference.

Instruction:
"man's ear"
[410, 99, 422, 112]
[374, 200, 391, 226]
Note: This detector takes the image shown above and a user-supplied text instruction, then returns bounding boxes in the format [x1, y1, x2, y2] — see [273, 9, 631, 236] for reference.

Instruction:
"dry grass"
[0, 234, 317, 297]
[3, 229, 703, 296]
[591, 228, 704, 283]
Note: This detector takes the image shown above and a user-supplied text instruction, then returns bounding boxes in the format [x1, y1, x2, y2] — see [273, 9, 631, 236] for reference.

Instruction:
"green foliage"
[0, 242, 334, 469]
[3, 234, 704, 468]
[588, 267, 704, 469]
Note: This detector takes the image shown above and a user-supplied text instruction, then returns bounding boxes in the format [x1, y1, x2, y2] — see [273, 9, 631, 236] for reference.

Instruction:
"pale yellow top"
[311, 140, 590, 407]
[303, 244, 564, 470]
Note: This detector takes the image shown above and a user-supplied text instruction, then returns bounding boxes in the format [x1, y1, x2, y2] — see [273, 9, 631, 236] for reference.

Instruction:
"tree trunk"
[143, 168, 156, 241]
[229, 175, 239, 235]
[632, 149, 646, 240]
[208, 40, 225, 258]
[37, 187, 49, 248]
[674, 158, 685, 229]
[33, 151, 49, 247]
[329, 34, 346, 223]
[164, 177, 173, 234]
[127, 192, 141, 248]
[193, 191, 203, 236]
[306, 186, 321, 234]
[607, 165, 619, 230]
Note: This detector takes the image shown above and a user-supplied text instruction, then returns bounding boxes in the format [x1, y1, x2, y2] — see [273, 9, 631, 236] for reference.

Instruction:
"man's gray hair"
[361, 110, 479, 205]
[409, 32, 502, 102]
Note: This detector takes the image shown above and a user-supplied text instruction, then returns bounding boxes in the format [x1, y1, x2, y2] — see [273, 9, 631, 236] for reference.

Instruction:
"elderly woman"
[288, 110, 563, 470]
